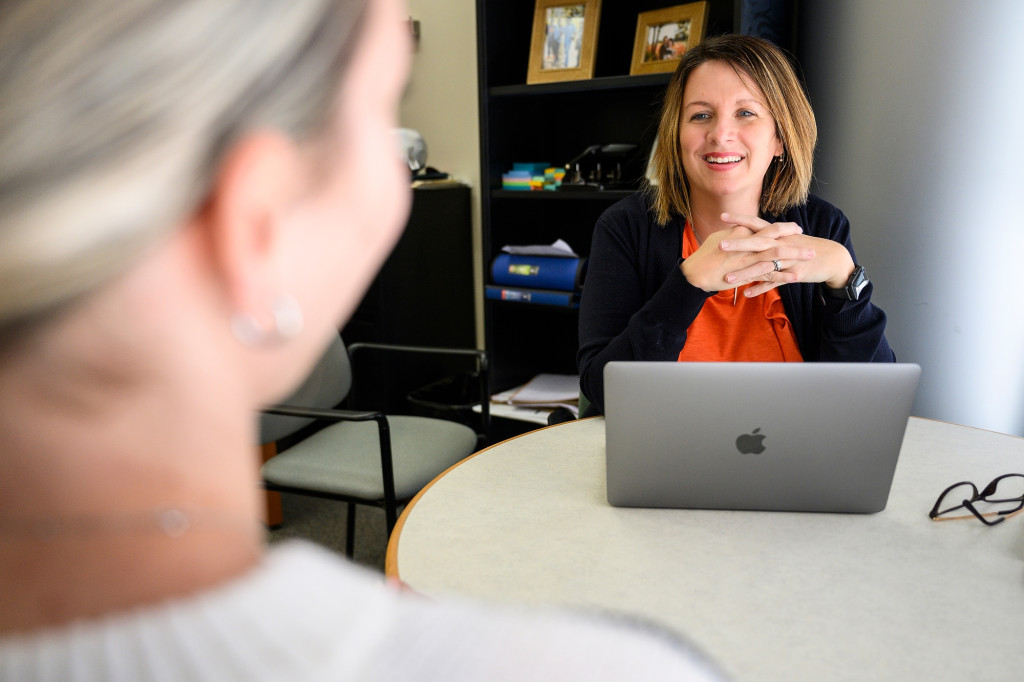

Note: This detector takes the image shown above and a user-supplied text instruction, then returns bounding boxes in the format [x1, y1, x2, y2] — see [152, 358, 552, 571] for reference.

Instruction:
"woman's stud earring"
[230, 294, 304, 347]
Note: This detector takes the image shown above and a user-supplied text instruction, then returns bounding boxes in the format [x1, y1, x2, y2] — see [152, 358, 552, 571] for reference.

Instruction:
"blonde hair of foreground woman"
[0, 0, 374, 339]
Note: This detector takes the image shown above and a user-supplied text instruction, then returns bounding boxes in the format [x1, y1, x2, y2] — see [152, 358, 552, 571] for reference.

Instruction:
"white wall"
[400, 0, 484, 347]
[799, 0, 1024, 435]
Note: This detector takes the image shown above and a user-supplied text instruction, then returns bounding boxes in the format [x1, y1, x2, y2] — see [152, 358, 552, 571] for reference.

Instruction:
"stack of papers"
[487, 374, 580, 423]
[500, 239, 578, 258]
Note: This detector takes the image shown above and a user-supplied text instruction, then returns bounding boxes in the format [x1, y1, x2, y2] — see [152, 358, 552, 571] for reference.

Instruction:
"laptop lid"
[604, 362, 921, 513]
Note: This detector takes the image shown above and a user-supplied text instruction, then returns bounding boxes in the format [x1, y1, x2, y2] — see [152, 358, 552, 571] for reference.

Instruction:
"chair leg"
[384, 501, 397, 536]
[259, 443, 283, 527]
[345, 502, 356, 558]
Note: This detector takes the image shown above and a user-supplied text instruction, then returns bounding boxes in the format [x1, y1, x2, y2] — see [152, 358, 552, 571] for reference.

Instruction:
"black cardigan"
[577, 193, 895, 414]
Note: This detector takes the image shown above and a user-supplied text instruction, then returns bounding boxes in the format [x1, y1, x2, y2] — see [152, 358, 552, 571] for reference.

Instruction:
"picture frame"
[629, 2, 708, 76]
[526, 0, 602, 85]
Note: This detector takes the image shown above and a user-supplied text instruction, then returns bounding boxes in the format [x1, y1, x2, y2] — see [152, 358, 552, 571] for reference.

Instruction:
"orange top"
[678, 222, 803, 363]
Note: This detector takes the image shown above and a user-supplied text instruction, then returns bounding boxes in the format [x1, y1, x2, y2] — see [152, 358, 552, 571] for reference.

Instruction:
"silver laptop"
[604, 362, 921, 513]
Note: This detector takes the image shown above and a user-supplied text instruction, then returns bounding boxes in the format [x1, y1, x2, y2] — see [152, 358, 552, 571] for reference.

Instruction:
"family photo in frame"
[630, 2, 708, 75]
[526, 0, 602, 84]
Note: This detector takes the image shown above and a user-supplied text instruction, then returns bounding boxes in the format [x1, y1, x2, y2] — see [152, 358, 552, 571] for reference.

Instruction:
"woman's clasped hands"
[681, 212, 855, 298]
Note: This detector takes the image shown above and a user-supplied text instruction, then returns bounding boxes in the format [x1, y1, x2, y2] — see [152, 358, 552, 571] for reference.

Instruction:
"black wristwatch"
[824, 265, 868, 300]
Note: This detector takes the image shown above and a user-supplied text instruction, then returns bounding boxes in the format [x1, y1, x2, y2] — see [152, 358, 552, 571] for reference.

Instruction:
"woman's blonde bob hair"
[0, 0, 368, 342]
[646, 34, 817, 225]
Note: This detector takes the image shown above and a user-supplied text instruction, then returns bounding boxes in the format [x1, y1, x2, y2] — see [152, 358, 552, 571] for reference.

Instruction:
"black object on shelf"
[561, 143, 640, 191]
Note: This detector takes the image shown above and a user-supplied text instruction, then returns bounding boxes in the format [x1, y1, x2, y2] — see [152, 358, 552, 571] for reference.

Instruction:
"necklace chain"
[0, 506, 264, 539]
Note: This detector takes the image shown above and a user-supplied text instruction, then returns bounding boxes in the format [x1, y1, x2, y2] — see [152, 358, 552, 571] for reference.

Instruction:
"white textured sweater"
[0, 541, 724, 681]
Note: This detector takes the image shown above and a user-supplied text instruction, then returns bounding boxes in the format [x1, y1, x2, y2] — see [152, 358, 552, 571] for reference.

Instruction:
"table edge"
[384, 417, 600, 577]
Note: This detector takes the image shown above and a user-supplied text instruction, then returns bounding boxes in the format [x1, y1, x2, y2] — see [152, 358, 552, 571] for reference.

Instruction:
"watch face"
[849, 266, 868, 299]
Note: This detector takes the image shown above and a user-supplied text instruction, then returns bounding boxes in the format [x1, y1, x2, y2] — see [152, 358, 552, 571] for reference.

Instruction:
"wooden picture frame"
[629, 2, 708, 76]
[526, 0, 601, 85]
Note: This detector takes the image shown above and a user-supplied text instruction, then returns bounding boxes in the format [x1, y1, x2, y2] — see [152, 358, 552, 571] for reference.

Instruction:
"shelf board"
[491, 189, 635, 201]
[489, 73, 671, 97]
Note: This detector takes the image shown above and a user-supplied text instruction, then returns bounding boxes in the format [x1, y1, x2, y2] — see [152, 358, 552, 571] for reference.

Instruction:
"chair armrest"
[263, 404, 382, 423]
[347, 342, 487, 371]
[346, 342, 490, 439]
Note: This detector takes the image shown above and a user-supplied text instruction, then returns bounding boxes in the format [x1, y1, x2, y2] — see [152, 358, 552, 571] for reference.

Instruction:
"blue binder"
[485, 285, 579, 308]
[491, 254, 586, 291]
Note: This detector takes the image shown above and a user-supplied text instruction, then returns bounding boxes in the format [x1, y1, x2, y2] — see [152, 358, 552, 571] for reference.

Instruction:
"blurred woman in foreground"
[0, 1, 723, 678]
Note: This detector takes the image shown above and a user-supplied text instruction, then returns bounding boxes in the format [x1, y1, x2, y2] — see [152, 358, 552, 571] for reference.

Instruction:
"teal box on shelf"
[512, 162, 550, 175]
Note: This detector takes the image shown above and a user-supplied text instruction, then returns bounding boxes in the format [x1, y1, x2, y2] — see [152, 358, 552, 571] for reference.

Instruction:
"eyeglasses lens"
[982, 474, 1024, 513]
[933, 482, 979, 516]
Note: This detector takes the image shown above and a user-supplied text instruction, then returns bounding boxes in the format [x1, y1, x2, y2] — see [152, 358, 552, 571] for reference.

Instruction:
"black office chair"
[260, 332, 488, 556]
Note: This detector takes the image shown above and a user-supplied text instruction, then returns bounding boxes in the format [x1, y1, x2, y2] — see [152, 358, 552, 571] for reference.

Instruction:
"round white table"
[387, 417, 1024, 682]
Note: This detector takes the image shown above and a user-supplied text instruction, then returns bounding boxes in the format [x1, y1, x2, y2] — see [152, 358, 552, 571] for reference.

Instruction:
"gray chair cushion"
[261, 415, 478, 501]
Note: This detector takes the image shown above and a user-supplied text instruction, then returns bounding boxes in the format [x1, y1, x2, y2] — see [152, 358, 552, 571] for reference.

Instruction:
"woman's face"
[678, 59, 783, 211]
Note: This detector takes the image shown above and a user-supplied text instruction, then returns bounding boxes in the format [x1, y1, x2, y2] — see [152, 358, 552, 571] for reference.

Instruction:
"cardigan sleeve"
[577, 196, 711, 413]
[780, 197, 896, 363]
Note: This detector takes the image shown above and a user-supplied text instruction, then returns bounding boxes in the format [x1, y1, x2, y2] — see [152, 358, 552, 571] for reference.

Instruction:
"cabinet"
[345, 184, 475, 349]
[342, 185, 477, 413]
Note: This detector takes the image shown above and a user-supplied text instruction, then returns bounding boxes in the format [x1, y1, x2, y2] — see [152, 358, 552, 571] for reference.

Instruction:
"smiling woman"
[577, 34, 896, 415]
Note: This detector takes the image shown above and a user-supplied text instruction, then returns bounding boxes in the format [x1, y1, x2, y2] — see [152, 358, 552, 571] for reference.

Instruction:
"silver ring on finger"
[772, 259, 782, 272]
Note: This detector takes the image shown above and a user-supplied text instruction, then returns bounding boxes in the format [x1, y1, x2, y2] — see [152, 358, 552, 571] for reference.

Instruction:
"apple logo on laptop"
[735, 428, 766, 455]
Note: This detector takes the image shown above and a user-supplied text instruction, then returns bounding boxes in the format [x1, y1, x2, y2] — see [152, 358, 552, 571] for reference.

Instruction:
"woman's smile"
[703, 152, 745, 170]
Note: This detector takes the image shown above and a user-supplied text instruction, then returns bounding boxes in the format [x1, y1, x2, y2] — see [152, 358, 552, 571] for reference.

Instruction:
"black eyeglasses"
[929, 473, 1024, 525]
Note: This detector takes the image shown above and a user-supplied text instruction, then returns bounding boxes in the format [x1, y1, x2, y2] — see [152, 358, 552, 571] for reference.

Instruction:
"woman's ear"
[772, 134, 785, 159]
[197, 131, 305, 321]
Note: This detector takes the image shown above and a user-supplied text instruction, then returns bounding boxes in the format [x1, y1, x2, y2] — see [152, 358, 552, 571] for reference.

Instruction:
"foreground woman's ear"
[197, 131, 306, 335]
